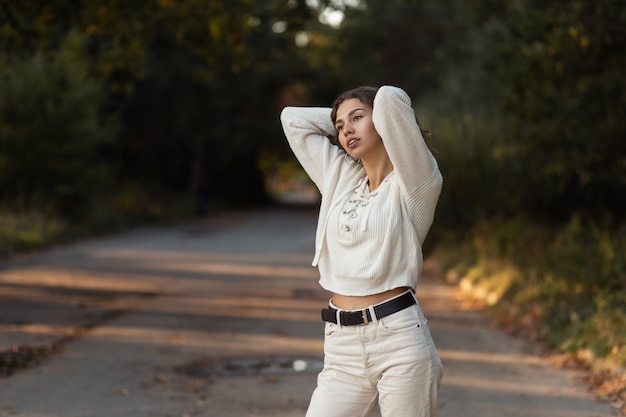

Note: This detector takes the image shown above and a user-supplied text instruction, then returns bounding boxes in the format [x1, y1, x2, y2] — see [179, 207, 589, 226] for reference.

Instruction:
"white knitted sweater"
[280, 86, 443, 296]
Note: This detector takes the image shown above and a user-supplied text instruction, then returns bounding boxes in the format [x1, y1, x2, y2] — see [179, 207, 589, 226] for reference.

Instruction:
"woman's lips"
[347, 138, 360, 148]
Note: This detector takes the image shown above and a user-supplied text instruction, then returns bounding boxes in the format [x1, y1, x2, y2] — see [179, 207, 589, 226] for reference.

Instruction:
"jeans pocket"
[380, 306, 420, 332]
[324, 322, 338, 337]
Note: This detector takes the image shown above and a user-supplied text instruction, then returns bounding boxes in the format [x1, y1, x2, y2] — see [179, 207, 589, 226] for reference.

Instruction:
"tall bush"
[470, 0, 626, 221]
[0, 32, 117, 219]
[436, 217, 626, 366]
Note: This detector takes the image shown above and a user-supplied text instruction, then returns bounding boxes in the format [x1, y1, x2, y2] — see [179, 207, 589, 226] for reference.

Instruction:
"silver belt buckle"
[361, 309, 369, 324]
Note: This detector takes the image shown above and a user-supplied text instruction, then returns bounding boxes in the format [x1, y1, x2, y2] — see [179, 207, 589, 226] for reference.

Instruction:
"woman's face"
[334, 98, 385, 160]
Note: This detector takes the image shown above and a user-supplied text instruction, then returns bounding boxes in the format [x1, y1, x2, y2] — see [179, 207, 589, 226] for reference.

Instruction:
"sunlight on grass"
[435, 217, 626, 370]
[0, 212, 66, 255]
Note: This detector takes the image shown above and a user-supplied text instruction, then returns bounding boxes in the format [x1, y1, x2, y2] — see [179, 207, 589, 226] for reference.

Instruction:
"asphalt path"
[0, 208, 615, 417]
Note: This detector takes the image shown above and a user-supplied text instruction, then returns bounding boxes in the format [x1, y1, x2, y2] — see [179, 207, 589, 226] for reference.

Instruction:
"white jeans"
[306, 291, 443, 417]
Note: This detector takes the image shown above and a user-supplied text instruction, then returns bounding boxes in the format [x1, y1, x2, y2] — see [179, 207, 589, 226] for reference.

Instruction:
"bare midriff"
[331, 286, 411, 310]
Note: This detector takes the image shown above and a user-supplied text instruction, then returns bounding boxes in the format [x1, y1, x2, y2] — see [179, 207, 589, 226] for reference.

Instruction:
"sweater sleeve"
[280, 106, 345, 194]
[372, 86, 443, 242]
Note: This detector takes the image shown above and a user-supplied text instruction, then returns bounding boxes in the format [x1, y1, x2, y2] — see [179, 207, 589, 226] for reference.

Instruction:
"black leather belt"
[321, 291, 416, 326]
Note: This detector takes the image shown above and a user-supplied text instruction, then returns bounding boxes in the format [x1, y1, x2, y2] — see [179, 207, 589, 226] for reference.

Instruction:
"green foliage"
[0, 31, 116, 219]
[420, 101, 523, 229]
[424, 0, 625, 371]
[318, 0, 457, 98]
[1, 0, 623, 221]
[469, 0, 626, 219]
[91, 0, 318, 204]
[436, 217, 626, 366]
[0, 212, 67, 256]
[0, 0, 320, 217]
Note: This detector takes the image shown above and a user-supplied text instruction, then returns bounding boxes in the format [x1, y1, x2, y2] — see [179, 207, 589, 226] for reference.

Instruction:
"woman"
[280, 85, 443, 417]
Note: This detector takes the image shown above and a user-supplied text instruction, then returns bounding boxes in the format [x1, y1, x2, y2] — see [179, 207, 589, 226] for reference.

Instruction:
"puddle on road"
[179, 356, 324, 378]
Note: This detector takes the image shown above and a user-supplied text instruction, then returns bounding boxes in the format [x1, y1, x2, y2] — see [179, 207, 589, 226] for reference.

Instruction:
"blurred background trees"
[1, 0, 318, 219]
[2, 0, 623, 224]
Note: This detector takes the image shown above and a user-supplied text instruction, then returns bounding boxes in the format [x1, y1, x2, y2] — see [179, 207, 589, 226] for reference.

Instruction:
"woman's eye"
[337, 125, 344, 131]
[354, 115, 362, 121]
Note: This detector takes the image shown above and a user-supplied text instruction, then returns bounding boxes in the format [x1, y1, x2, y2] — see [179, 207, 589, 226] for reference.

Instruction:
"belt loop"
[368, 305, 378, 326]
[336, 309, 342, 327]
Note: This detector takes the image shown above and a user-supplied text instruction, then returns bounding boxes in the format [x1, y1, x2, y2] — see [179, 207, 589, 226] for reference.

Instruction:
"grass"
[0, 187, 197, 259]
[0, 212, 70, 257]
[435, 216, 626, 370]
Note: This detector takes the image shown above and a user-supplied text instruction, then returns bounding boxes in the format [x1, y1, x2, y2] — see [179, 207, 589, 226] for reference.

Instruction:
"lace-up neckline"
[339, 174, 392, 233]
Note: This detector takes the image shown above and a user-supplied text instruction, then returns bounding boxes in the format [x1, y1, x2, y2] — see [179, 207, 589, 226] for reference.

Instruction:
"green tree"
[471, 0, 626, 221]
[0, 0, 323, 214]
[317, 0, 454, 98]
[0, 31, 116, 218]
